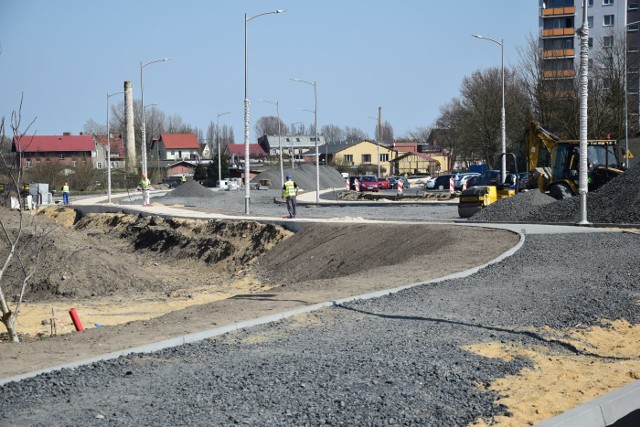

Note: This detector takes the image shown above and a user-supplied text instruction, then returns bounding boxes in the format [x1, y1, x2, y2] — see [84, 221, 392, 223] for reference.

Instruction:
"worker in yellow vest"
[281, 175, 298, 218]
[62, 182, 70, 205]
[181, 174, 187, 184]
[140, 173, 151, 206]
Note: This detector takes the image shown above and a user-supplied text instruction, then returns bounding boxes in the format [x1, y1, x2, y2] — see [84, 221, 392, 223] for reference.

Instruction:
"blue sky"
[0, 0, 539, 141]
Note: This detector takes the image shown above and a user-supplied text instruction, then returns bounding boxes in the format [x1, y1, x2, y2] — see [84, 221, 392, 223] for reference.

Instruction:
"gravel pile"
[471, 166, 640, 224]
[253, 163, 346, 191]
[166, 180, 216, 198]
[1, 232, 639, 425]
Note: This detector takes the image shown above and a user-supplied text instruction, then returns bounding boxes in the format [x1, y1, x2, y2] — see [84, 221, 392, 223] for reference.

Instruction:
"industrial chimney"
[124, 81, 137, 173]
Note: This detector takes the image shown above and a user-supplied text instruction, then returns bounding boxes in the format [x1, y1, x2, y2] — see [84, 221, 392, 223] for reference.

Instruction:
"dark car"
[386, 177, 398, 189]
[393, 176, 409, 189]
[360, 175, 379, 192]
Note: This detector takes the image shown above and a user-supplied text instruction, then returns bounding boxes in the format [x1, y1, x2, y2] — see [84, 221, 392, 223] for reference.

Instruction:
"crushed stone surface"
[1, 232, 639, 426]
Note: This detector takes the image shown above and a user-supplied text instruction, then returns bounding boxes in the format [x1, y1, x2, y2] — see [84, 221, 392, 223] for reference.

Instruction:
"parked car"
[465, 170, 516, 189]
[348, 176, 362, 190]
[393, 176, 410, 189]
[425, 174, 454, 190]
[453, 172, 481, 190]
[377, 177, 391, 189]
[359, 175, 379, 192]
[386, 177, 398, 189]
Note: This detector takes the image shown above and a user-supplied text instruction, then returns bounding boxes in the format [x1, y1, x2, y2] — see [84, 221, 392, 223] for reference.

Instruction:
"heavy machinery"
[458, 154, 519, 219]
[525, 120, 624, 199]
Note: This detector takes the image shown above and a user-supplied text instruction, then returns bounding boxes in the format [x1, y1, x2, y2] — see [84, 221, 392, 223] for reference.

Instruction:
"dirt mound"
[0, 208, 292, 302]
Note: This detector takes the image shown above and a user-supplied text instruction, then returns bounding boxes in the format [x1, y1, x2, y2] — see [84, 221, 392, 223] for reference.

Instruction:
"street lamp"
[217, 111, 231, 184]
[624, 20, 640, 169]
[106, 91, 124, 203]
[289, 121, 304, 169]
[244, 9, 286, 215]
[472, 34, 506, 183]
[291, 77, 319, 202]
[145, 103, 159, 181]
[257, 99, 284, 187]
[140, 57, 169, 177]
[368, 114, 382, 177]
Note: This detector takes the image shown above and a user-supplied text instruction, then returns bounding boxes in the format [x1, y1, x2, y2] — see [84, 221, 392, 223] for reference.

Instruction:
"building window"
[589, 37, 594, 48]
[58, 153, 65, 160]
[604, 15, 614, 26]
[379, 154, 389, 162]
[589, 0, 593, 5]
[603, 35, 614, 48]
[603, 0, 613, 5]
[26, 160, 32, 169]
[588, 16, 594, 28]
[343, 154, 353, 164]
[97, 162, 102, 169]
[361, 154, 371, 163]
[629, 24, 640, 32]
[72, 161, 77, 167]
[630, 3, 640, 10]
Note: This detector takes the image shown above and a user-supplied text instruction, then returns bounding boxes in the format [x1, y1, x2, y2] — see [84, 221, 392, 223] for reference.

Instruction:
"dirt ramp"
[255, 223, 519, 285]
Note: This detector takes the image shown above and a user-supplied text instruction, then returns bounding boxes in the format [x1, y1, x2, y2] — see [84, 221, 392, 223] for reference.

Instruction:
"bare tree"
[402, 126, 431, 144]
[254, 116, 288, 137]
[320, 124, 344, 143]
[0, 97, 48, 342]
[381, 121, 394, 145]
[344, 126, 368, 142]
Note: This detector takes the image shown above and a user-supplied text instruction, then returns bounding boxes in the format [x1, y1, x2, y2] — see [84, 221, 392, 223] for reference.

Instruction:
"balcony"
[543, 49, 575, 58]
[542, 6, 575, 17]
[542, 27, 575, 37]
[543, 69, 576, 79]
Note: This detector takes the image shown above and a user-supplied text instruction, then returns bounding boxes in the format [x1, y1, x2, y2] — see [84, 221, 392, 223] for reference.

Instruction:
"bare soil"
[0, 206, 516, 378]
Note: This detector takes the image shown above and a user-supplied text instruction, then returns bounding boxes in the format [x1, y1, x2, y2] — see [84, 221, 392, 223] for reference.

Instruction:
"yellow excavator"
[458, 121, 626, 218]
[525, 120, 625, 199]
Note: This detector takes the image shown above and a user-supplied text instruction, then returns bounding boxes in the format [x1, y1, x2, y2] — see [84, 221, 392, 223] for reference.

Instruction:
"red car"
[377, 177, 391, 189]
[360, 175, 379, 192]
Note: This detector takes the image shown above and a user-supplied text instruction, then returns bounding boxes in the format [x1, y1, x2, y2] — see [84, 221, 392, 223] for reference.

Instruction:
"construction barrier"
[449, 177, 455, 194]
[397, 179, 403, 195]
[345, 179, 349, 191]
[355, 179, 360, 192]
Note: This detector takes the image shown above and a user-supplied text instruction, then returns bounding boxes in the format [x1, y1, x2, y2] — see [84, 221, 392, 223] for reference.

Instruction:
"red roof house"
[12, 133, 97, 170]
[150, 133, 200, 162]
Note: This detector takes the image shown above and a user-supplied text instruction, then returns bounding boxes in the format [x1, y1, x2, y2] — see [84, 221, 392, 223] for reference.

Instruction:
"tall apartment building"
[540, 0, 640, 133]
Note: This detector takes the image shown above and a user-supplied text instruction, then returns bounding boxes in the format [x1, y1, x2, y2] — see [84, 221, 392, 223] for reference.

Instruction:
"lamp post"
[289, 121, 304, 169]
[368, 113, 382, 177]
[257, 99, 284, 187]
[624, 21, 640, 169]
[106, 91, 124, 203]
[291, 78, 319, 202]
[244, 9, 286, 215]
[140, 57, 169, 177]
[472, 34, 506, 183]
[145, 103, 159, 181]
[217, 112, 231, 184]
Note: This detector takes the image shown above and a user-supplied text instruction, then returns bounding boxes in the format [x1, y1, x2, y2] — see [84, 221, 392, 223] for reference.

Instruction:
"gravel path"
[1, 231, 639, 426]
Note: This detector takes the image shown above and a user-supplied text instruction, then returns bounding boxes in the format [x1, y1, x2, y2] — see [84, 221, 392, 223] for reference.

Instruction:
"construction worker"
[181, 174, 187, 184]
[140, 173, 151, 206]
[282, 175, 298, 218]
[62, 182, 70, 205]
